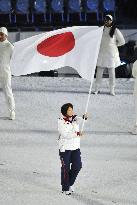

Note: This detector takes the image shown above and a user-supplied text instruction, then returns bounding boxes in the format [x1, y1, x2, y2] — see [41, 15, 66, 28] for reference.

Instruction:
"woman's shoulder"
[58, 117, 64, 122]
[114, 27, 122, 35]
[58, 117, 69, 124]
[5, 41, 14, 49]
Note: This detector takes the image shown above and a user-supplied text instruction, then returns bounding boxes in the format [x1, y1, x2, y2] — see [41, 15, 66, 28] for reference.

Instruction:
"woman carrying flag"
[58, 103, 88, 195]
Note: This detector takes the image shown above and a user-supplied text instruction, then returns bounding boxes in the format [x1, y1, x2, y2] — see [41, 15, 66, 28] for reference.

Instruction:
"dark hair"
[109, 22, 117, 38]
[61, 103, 73, 117]
[104, 15, 112, 22]
[104, 15, 117, 38]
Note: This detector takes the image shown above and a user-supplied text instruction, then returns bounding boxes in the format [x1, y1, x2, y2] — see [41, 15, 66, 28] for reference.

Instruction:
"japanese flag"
[11, 26, 103, 81]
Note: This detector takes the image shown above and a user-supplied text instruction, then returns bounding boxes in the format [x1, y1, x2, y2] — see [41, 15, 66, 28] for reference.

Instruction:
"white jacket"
[132, 60, 137, 96]
[97, 27, 125, 68]
[58, 115, 82, 152]
[0, 39, 14, 77]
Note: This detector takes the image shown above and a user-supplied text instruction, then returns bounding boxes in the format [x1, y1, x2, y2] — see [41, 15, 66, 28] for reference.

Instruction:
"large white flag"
[11, 26, 103, 81]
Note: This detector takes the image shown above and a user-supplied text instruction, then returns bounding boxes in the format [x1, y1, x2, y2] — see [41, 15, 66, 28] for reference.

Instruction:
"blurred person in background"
[93, 14, 125, 96]
[130, 60, 137, 135]
[0, 27, 15, 120]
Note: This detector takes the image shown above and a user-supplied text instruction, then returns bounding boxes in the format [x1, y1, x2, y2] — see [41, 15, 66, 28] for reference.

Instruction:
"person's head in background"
[104, 15, 117, 38]
[104, 14, 113, 27]
[0, 27, 8, 42]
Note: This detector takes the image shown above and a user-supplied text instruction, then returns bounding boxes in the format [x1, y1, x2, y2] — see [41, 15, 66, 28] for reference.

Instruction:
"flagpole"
[80, 72, 95, 133]
[80, 27, 103, 133]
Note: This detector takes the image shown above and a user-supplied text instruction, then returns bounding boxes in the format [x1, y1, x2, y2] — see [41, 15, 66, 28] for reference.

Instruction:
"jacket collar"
[63, 115, 77, 123]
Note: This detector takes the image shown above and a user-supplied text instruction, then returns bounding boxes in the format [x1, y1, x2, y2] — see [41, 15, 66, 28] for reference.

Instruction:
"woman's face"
[104, 19, 112, 27]
[66, 107, 74, 117]
[0, 32, 6, 42]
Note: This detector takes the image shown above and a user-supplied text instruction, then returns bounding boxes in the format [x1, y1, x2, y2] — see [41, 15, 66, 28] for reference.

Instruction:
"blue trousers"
[59, 149, 82, 191]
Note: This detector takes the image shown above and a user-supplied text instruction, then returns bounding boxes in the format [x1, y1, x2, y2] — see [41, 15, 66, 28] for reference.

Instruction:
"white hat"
[105, 14, 113, 21]
[0, 27, 8, 36]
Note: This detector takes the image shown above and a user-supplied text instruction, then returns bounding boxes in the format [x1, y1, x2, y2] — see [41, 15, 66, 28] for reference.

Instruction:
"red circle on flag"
[37, 32, 75, 57]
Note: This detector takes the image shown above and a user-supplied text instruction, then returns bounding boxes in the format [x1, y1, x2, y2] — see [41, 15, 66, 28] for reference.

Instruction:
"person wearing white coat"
[130, 60, 137, 134]
[94, 14, 125, 96]
[0, 27, 15, 120]
[58, 103, 87, 195]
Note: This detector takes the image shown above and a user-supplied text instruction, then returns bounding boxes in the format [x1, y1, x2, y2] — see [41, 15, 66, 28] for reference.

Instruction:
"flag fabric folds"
[10, 26, 103, 81]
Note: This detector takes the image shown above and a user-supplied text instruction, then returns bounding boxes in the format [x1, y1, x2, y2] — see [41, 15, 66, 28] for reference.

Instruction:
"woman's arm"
[115, 28, 125, 47]
[9, 43, 14, 59]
